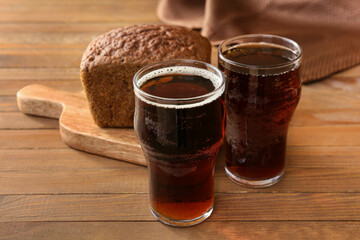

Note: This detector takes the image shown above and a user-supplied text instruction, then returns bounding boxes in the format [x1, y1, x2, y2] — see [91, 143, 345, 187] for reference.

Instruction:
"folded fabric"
[158, 0, 360, 83]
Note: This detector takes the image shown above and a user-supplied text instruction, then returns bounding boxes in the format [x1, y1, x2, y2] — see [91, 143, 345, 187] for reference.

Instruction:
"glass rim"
[133, 59, 226, 105]
[218, 34, 302, 70]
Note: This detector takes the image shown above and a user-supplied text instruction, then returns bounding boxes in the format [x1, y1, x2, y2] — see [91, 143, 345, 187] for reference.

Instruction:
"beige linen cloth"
[157, 0, 360, 83]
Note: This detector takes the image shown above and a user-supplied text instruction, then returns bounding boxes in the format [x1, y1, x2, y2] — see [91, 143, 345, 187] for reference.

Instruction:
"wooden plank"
[2, 146, 359, 169]
[0, 0, 159, 23]
[213, 193, 360, 221]
[0, 30, 126, 45]
[0, 96, 17, 111]
[287, 125, 360, 146]
[215, 167, 360, 193]
[310, 77, 360, 96]
[0, 112, 59, 129]
[0, 80, 82, 96]
[0, 193, 359, 221]
[0, 53, 81, 68]
[0, 148, 148, 194]
[0, 22, 132, 33]
[286, 146, 360, 168]
[0, 149, 139, 170]
[0, 47, 85, 54]
[298, 84, 360, 110]
[1, 147, 360, 194]
[0, 168, 148, 195]
[1, 165, 360, 194]
[0, 221, 359, 240]
[0, 129, 66, 149]
[0, 47, 82, 70]
[0, 194, 150, 222]
[291, 109, 360, 126]
[0, 68, 79, 81]
[0, 35, 95, 45]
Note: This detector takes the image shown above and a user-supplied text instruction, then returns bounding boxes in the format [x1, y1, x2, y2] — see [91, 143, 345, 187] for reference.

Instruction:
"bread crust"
[80, 24, 212, 127]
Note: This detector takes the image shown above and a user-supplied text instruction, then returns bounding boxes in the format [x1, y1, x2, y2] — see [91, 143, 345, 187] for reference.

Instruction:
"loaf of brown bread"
[80, 24, 212, 127]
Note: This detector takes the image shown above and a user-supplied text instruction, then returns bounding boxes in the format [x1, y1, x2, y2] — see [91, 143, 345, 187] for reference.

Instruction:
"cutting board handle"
[16, 84, 146, 166]
[17, 84, 83, 119]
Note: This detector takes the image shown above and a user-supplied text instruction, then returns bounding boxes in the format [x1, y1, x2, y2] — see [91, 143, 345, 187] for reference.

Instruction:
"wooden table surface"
[1, 0, 360, 239]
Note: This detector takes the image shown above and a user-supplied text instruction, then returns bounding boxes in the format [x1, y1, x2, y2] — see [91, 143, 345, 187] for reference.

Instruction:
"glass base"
[225, 167, 284, 188]
[150, 205, 213, 227]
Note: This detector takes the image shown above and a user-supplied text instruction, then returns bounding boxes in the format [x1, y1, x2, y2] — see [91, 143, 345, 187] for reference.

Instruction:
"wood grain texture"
[0, 112, 59, 129]
[1, 147, 360, 194]
[1, 221, 359, 240]
[0, 193, 359, 221]
[16, 84, 146, 166]
[0, 149, 137, 170]
[0, 68, 79, 81]
[0, 80, 82, 96]
[0, 130, 65, 149]
[0, 0, 159, 23]
[2, 146, 360, 169]
[0, 96, 17, 111]
[1, 0, 360, 238]
[0, 22, 135, 33]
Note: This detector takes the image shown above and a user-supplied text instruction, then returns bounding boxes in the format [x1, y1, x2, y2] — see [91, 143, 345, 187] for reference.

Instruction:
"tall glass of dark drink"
[133, 59, 225, 226]
[218, 34, 302, 188]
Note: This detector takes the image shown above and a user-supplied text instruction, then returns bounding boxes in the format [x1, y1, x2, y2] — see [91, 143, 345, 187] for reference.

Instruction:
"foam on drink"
[134, 66, 224, 109]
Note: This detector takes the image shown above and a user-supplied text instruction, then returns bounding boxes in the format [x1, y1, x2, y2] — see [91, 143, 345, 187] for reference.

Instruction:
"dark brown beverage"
[134, 63, 225, 225]
[219, 40, 301, 187]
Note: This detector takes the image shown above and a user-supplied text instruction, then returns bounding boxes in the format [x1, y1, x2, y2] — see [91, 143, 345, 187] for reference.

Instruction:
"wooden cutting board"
[17, 84, 147, 166]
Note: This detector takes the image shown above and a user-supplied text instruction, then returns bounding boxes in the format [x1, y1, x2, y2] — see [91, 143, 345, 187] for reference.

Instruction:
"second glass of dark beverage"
[218, 34, 302, 188]
[133, 59, 225, 227]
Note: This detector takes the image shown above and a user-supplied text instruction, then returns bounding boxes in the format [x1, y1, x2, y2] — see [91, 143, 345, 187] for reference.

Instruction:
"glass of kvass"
[133, 59, 225, 226]
[218, 34, 302, 188]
